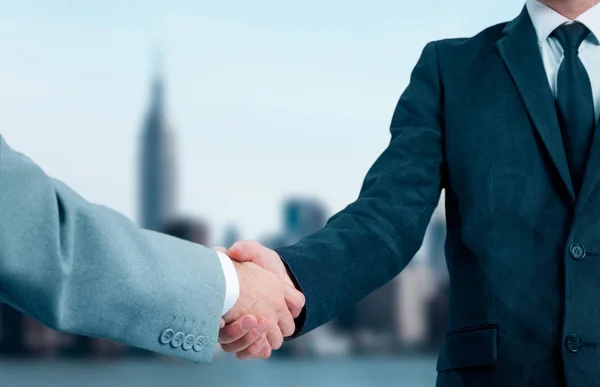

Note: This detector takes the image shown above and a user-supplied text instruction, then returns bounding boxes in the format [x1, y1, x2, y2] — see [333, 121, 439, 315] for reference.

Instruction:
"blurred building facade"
[427, 216, 449, 284]
[221, 225, 241, 249]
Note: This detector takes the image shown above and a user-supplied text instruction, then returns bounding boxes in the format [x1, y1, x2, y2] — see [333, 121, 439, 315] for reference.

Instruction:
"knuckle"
[248, 344, 261, 357]
[283, 323, 294, 337]
[248, 240, 260, 248]
[259, 347, 270, 359]
[264, 347, 273, 358]
[297, 293, 306, 306]
[245, 331, 260, 345]
[272, 335, 283, 350]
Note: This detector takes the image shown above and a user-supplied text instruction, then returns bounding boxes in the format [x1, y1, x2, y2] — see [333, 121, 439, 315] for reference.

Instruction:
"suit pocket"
[436, 324, 498, 372]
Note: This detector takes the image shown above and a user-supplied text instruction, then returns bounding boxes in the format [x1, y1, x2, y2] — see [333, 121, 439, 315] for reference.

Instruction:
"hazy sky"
[1, 0, 527, 243]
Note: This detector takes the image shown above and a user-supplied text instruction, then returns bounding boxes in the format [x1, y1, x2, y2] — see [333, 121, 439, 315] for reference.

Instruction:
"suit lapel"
[575, 117, 600, 216]
[496, 7, 576, 201]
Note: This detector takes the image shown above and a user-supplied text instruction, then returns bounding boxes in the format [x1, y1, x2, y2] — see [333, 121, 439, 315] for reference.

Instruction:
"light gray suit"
[0, 135, 225, 363]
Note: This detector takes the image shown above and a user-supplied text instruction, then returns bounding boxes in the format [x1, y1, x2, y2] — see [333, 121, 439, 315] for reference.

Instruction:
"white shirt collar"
[526, 0, 600, 45]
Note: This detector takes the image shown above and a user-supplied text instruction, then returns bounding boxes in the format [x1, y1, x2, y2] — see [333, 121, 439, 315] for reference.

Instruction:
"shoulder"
[426, 22, 509, 62]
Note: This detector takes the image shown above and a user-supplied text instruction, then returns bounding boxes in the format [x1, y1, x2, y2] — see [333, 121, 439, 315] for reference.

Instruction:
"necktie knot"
[551, 22, 590, 54]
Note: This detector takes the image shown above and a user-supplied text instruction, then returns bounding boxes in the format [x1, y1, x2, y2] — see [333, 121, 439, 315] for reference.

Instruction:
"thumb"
[228, 240, 262, 263]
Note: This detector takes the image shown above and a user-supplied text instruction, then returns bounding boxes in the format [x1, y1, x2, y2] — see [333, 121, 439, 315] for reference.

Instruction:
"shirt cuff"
[216, 251, 240, 316]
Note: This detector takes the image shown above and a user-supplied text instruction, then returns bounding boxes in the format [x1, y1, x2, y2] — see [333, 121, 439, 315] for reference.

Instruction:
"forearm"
[277, 183, 439, 337]
[277, 41, 445, 337]
[0, 136, 226, 363]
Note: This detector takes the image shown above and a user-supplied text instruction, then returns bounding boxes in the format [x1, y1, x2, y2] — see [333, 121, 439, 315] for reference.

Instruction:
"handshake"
[215, 241, 305, 360]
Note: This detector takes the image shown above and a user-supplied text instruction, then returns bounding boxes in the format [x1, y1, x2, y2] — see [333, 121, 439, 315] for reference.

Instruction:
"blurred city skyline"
[1, 0, 526, 242]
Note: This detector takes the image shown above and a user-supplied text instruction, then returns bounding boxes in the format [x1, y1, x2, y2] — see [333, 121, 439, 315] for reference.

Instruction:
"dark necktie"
[552, 22, 595, 194]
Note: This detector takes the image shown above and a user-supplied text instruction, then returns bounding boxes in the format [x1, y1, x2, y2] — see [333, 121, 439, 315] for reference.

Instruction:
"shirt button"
[159, 329, 175, 345]
[171, 332, 185, 348]
[569, 244, 586, 260]
[565, 333, 582, 353]
[182, 334, 195, 351]
[193, 336, 207, 352]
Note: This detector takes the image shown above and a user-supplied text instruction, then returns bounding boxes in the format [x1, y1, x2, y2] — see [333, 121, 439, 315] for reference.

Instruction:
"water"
[0, 357, 438, 387]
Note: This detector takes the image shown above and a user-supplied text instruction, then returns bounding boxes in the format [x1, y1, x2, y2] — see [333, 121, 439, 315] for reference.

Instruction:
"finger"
[266, 326, 284, 350]
[236, 334, 269, 360]
[219, 315, 257, 344]
[258, 343, 272, 359]
[221, 319, 268, 353]
[220, 318, 225, 329]
[214, 246, 227, 254]
[283, 284, 306, 319]
[278, 310, 296, 338]
[228, 240, 261, 262]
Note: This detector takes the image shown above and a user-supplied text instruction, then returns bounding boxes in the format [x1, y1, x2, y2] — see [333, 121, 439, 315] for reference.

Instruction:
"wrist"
[216, 251, 240, 316]
[278, 253, 301, 292]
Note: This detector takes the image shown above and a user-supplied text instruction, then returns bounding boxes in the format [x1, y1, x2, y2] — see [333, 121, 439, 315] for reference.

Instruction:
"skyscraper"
[130, 64, 177, 358]
[261, 197, 328, 249]
[139, 69, 176, 231]
[282, 197, 327, 240]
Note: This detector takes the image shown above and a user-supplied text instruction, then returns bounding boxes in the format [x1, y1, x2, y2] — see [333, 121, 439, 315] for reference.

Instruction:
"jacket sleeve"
[276, 41, 445, 338]
[0, 135, 226, 363]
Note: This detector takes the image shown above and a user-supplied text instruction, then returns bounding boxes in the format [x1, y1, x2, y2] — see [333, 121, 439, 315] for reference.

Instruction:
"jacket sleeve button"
[193, 336, 207, 352]
[182, 334, 195, 351]
[159, 329, 175, 345]
[171, 332, 185, 348]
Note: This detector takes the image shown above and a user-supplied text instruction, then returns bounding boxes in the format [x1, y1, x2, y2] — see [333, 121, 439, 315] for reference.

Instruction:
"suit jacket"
[276, 8, 600, 387]
[0, 135, 225, 363]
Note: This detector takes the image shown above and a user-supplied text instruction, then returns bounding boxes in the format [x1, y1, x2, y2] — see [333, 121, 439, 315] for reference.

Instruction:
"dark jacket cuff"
[274, 246, 308, 339]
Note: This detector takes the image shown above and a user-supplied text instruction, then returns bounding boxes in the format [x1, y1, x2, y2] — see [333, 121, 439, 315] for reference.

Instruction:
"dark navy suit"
[276, 8, 600, 387]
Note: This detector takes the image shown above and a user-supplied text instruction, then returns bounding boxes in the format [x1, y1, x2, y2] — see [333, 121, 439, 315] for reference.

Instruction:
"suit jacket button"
[565, 333, 582, 353]
[193, 336, 207, 352]
[159, 329, 175, 345]
[182, 334, 195, 351]
[570, 244, 586, 260]
[171, 332, 185, 348]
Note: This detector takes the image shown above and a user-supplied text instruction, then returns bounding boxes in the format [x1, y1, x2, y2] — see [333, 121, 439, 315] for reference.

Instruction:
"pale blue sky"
[0, 0, 526, 243]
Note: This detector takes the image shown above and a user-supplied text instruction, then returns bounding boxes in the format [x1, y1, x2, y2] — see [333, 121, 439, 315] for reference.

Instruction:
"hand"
[228, 240, 299, 292]
[218, 314, 269, 358]
[215, 246, 267, 358]
[221, 260, 303, 359]
[219, 240, 305, 359]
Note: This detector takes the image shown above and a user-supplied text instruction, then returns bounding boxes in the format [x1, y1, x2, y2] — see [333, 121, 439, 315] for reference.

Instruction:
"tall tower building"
[139, 68, 176, 231]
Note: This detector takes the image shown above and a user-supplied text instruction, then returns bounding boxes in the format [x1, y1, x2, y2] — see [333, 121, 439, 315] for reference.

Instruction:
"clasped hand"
[217, 241, 304, 359]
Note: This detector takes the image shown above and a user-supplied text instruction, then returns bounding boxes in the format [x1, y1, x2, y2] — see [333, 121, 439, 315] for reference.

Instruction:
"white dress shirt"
[216, 251, 239, 315]
[526, 0, 600, 121]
